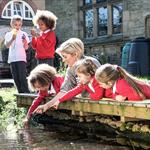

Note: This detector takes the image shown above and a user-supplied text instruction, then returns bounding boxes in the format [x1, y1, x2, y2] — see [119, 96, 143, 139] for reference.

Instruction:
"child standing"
[95, 63, 150, 101]
[47, 59, 112, 109]
[31, 10, 57, 66]
[4, 15, 29, 93]
[23, 64, 64, 128]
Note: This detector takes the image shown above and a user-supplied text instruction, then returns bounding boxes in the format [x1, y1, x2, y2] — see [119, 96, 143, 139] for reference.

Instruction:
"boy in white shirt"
[4, 15, 30, 93]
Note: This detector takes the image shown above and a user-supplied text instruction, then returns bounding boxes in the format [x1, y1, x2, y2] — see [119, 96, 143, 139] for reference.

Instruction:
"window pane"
[14, 2, 23, 16]
[25, 6, 28, 11]
[96, 0, 106, 3]
[3, 10, 6, 16]
[98, 7, 108, 36]
[7, 10, 11, 16]
[16, 4, 21, 10]
[113, 3, 123, 34]
[14, 10, 17, 15]
[30, 12, 32, 18]
[84, 0, 92, 5]
[84, 9, 94, 38]
[7, 4, 11, 9]
[25, 11, 29, 18]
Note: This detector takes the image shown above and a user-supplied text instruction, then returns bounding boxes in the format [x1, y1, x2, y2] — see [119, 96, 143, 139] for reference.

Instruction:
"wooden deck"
[15, 93, 150, 122]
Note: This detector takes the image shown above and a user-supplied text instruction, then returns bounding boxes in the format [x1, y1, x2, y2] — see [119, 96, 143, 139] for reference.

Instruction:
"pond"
[0, 128, 130, 150]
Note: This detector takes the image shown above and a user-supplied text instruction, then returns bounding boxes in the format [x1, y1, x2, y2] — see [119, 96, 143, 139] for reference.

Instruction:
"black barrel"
[127, 37, 150, 76]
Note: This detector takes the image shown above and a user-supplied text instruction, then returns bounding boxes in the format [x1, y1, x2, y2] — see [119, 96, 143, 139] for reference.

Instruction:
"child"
[4, 15, 30, 93]
[49, 59, 112, 109]
[31, 10, 57, 66]
[95, 63, 150, 101]
[23, 64, 64, 128]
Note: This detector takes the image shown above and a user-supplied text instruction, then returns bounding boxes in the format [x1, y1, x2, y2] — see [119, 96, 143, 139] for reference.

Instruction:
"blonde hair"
[33, 10, 57, 30]
[95, 63, 146, 99]
[76, 59, 98, 76]
[10, 15, 22, 27]
[56, 38, 84, 59]
[28, 64, 57, 91]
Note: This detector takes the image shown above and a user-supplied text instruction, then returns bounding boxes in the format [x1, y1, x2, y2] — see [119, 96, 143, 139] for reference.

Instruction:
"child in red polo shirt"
[46, 59, 112, 109]
[95, 63, 150, 101]
[31, 10, 57, 66]
[23, 64, 64, 128]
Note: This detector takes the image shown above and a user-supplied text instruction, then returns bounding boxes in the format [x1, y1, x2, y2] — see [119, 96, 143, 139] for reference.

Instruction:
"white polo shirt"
[4, 30, 30, 63]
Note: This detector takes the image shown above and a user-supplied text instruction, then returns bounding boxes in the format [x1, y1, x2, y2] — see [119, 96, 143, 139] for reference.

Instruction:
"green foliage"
[57, 61, 67, 76]
[0, 88, 27, 131]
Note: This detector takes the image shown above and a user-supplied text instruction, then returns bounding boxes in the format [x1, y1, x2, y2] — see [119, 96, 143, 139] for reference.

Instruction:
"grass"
[0, 87, 27, 131]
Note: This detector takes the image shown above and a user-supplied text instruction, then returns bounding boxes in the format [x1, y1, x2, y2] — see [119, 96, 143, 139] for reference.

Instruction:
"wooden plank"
[15, 94, 150, 121]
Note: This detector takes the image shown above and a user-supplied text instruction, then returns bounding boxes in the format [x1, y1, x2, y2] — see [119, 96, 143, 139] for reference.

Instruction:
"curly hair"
[27, 64, 57, 91]
[33, 10, 57, 30]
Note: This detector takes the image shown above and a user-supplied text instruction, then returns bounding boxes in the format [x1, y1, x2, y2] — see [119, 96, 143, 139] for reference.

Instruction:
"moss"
[0, 87, 27, 131]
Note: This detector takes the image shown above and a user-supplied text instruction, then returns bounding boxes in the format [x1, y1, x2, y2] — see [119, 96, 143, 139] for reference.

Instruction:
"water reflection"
[0, 129, 130, 150]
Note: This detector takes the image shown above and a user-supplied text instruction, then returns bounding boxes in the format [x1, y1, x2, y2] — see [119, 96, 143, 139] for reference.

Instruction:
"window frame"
[1, 0, 35, 20]
[80, 0, 123, 38]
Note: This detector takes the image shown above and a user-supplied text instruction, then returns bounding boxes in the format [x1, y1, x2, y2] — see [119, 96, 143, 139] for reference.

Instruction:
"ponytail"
[117, 66, 146, 99]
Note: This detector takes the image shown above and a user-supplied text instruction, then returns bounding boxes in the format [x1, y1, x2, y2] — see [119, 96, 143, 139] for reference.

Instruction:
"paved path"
[0, 79, 14, 87]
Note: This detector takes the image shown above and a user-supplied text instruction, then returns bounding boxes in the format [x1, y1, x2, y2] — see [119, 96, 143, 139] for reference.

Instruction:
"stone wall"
[45, 0, 79, 43]
[123, 0, 150, 39]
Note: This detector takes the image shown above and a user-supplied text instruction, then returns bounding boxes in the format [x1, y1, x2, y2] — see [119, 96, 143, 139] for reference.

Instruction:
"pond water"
[0, 128, 130, 150]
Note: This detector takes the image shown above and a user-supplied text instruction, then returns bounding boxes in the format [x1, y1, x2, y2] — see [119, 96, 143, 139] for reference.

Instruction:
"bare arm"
[5, 34, 16, 48]
[34, 91, 66, 114]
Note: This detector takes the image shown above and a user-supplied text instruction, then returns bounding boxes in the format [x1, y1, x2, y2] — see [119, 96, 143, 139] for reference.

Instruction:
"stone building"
[46, 0, 150, 64]
[0, 0, 150, 67]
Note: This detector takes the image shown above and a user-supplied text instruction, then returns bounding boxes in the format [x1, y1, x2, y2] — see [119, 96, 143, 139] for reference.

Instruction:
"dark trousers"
[37, 58, 54, 66]
[10, 61, 29, 93]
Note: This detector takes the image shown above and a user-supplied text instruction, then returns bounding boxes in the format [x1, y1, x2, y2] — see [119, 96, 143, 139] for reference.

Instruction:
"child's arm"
[5, 34, 16, 48]
[26, 90, 48, 119]
[104, 88, 113, 98]
[38, 32, 56, 50]
[85, 79, 104, 100]
[59, 85, 84, 103]
[22, 33, 29, 50]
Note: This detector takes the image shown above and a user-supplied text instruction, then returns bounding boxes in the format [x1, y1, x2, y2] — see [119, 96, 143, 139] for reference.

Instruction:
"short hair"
[33, 10, 57, 30]
[56, 38, 84, 59]
[10, 15, 22, 26]
[27, 64, 57, 91]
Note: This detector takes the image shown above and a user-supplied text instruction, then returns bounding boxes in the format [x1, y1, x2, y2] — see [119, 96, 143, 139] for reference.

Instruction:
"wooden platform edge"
[15, 93, 150, 122]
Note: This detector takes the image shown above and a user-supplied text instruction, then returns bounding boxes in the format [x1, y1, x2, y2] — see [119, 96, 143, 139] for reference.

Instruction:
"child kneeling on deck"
[44, 59, 112, 109]
[95, 63, 150, 102]
[23, 64, 64, 128]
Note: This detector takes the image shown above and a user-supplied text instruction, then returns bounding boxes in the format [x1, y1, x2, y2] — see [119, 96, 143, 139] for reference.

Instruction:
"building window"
[85, 9, 94, 38]
[84, 0, 92, 5]
[81, 0, 123, 38]
[98, 6, 108, 36]
[2, 0, 35, 20]
[113, 3, 123, 34]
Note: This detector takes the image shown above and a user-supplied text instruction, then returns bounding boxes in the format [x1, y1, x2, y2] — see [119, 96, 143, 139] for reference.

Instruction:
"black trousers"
[10, 61, 29, 93]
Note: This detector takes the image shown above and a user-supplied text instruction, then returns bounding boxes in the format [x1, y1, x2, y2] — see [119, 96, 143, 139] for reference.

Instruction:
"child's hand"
[23, 117, 29, 129]
[52, 100, 60, 109]
[22, 35, 28, 49]
[33, 104, 48, 114]
[12, 33, 17, 41]
[115, 95, 127, 102]
[12, 29, 17, 40]
[31, 29, 38, 37]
